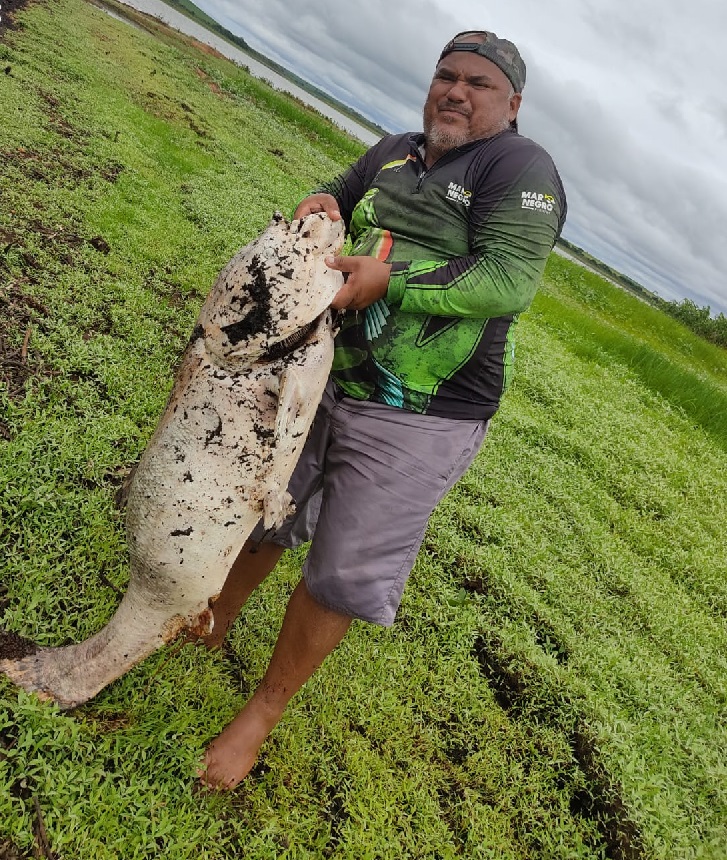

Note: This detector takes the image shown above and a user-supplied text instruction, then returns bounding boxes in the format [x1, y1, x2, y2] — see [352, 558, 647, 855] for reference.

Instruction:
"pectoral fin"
[259, 366, 309, 530]
[262, 485, 295, 530]
[275, 366, 307, 442]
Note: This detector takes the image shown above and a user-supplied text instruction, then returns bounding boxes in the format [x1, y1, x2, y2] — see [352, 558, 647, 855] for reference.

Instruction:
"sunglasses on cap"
[437, 29, 526, 94]
[439, 31, 494, 57]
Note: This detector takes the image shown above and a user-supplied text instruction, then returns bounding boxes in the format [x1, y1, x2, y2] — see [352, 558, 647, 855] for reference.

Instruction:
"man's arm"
[296, 136, 566, 318]
[295, 140, 396, 310]
[326, 141, 564, 319]
[385, 151, 566, 319]
[294, 193, 391, 311]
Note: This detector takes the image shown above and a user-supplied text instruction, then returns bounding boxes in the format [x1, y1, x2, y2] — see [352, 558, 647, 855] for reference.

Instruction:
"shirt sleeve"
[315, 144, 385, 227]
[386, 144, 566, 319]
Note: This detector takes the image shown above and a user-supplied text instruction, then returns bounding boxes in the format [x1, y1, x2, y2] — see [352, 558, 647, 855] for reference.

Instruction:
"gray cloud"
[188, 0, 727, 313]
[511, 54, 727, 312]
[706, 102, 727, 140]
[207, 0, 448, 132]
[580, 3, 662, 55]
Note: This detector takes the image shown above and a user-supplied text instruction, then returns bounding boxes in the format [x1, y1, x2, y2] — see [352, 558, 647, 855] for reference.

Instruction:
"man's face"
[423, 51, 522, 156]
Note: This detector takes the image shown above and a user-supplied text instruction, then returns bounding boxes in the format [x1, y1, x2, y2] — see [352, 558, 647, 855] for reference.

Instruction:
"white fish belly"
[0, 212, 344, 709]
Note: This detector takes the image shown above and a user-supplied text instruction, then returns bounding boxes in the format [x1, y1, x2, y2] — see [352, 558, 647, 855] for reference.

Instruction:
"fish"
[0, 211, 345, 709]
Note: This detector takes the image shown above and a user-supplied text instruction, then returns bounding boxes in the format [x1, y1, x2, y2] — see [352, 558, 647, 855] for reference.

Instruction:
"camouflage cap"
[438, 31, 526, 93]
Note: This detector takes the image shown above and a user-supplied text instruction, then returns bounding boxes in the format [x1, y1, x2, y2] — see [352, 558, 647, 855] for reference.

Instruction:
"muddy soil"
[0, 0, 32, 33]
[0, 629, 37, 659]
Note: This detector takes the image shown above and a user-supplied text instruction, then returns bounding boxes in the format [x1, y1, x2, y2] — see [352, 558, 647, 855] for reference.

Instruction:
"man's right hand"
[294, 193, 342, 222]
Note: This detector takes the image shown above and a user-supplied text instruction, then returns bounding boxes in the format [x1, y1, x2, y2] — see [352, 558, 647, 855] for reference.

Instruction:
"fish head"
[201, 212, 346, 367]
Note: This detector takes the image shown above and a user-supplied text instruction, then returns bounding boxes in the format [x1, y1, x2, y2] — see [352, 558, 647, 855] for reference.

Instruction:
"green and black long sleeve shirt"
[319, 128, 567, 420]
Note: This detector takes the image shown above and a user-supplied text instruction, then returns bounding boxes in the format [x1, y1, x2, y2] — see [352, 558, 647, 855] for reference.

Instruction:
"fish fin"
[260, 366, 310, 529]
[263, 487, 295, 530]
[275, 365, 307, 441]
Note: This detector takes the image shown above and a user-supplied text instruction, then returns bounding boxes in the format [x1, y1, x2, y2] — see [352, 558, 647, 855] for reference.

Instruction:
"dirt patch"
[473, 633, 532, 713]
[0, 282, 49, 433]
[1, 146, 91, 189]
[473, 633, 646, 860]
[100, 160, 125, 183]
[187, 39, 225, 60]
[0, 0, 31, 34]
[194, 66, 224, 97]
[220, 639, 253, 696]
[570, 725, 646, 860]
[80, 710, 132, 733]
[1, 216, 111, 279]
[0, 840, 31, 860]
[38, 89, 80, 140]
[0, 629, 37, 659]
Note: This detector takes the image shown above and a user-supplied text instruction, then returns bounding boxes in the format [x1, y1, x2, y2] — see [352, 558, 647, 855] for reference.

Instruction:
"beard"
[423, 117, 471, 153]
[423, 109, 472, 154]
[423, 98, 511, 155]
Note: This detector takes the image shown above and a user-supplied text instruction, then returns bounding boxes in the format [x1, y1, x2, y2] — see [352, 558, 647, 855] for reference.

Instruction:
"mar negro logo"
[446, 182, 472, 207]
[521, 191, 555, 213]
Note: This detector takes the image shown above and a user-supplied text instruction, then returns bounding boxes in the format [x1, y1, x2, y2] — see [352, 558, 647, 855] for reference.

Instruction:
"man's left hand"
[326, 256, 392, 311]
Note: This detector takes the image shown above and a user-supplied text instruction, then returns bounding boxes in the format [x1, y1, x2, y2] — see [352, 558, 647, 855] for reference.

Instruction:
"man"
[199, 30, 566, 789]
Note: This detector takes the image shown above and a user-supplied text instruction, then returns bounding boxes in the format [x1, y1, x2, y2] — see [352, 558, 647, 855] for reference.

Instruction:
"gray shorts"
[250, 381, 487, 626]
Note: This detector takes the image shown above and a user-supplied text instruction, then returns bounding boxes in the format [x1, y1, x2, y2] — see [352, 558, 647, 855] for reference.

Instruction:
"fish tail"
[0, 592, 188, 709]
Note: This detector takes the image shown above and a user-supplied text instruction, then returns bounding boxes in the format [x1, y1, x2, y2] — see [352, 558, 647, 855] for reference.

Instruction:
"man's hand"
[326, 256, 392, 311]
[294, 193, 342, 222]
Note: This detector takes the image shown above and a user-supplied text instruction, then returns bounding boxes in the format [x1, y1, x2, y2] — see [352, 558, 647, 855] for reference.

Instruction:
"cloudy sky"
[133, 0, 727, 314]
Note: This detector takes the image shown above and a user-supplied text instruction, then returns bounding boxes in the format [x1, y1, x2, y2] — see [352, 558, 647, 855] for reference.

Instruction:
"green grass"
[157, 0, 389, 138]
[156, 0, 242, 38]
[1, 1, 726, 858]
[536, 257, 727, 446]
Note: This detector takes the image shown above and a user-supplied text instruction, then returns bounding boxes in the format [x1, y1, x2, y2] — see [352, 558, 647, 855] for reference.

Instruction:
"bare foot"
[198, 706, 275, 790]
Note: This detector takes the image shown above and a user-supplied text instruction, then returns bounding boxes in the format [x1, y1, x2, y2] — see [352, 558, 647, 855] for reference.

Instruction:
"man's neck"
[422, 142, 449, 169]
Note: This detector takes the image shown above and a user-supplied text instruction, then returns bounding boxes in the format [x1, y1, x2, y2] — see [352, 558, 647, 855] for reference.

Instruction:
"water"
[100, 6, 146, 30]
[110, 0, 381, 146]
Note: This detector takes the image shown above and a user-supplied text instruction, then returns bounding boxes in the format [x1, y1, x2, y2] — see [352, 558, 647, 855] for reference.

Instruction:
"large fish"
[1, 212, 345, 709]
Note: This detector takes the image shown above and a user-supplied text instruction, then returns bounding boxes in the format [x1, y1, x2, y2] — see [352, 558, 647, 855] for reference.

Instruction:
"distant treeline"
[160, 0, 388, 138]
[159, 0, 251, 48]
[558, 239, 727, 349]
[653, 297, 727, 348]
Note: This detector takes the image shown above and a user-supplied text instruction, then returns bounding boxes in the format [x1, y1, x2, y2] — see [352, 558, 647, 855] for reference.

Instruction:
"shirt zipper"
[412, 146, 462, 193]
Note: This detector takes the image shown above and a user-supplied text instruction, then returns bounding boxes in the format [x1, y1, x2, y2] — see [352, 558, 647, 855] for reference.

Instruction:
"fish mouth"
[256, 310, 334, 363]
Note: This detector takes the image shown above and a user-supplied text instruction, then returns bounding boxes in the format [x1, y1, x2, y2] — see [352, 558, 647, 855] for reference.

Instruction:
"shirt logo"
[380, 154, 417, 172]
[447, 182, 472, 207]
[522, 191, 555, 213]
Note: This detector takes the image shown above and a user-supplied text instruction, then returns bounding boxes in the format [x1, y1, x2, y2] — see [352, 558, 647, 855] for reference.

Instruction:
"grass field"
[156, 0, 388, 138]
[1, 1, 726, 858]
